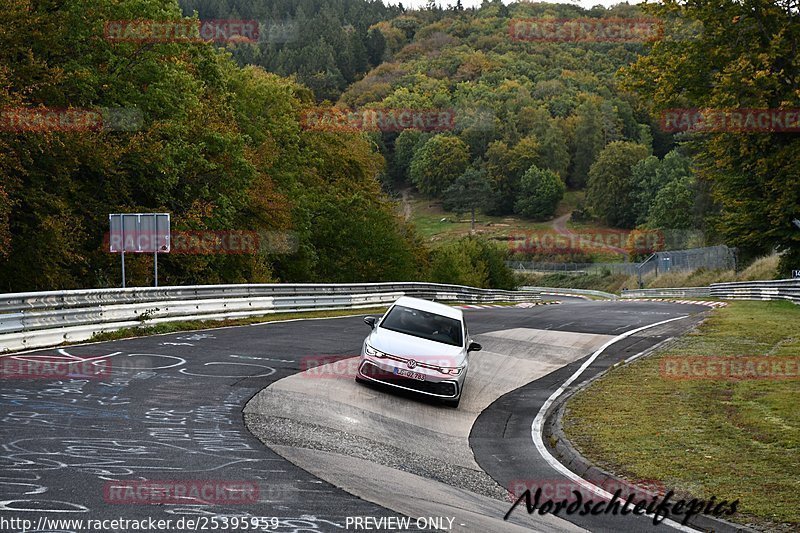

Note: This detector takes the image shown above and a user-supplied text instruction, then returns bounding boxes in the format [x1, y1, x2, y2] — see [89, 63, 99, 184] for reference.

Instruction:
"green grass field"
[563, 301, 800, 530]
[406, 196, 552, 244]
[404, 190, 614, 247]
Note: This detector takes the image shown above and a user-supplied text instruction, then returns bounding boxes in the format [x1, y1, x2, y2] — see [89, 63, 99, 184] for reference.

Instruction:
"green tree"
[632, 150, 694, 225]
[586, 142, 650, 228]
[538, 125, 570, 181]
[409, 135, 470, 197]
[366, 27, 387, 66]
[347, 31, 369, 81]
[392, 129, 429, 184]
[621, 0, 800, 275]
[443, 167, 493, 231]
[484, 141, 514, 215]
[485, 136, 541, 215]
[645, 175, 698, 231]
[513, 166, 566, 221]
[0, 0, 426, 291]
[570, 100, 605, 189]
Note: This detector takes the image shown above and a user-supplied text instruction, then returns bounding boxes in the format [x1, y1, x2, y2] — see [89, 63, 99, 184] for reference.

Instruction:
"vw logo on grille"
[407, 359, 417, 369]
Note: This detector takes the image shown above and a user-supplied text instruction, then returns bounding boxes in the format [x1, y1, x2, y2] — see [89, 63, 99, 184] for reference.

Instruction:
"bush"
[429, 236, 516, 290]
[777, 248, 800, 279]
[570, 200, 592, 223]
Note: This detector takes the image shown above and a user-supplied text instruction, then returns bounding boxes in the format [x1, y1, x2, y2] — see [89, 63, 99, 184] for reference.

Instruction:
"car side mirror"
[468, 342, 482, 352]
[364, 316, 377, 329]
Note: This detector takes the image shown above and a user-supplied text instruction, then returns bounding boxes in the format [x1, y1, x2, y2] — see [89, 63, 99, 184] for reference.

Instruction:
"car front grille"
[359, 361, 458, 398]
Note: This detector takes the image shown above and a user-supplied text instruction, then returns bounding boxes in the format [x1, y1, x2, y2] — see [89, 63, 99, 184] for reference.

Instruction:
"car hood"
[368, 327, 466, 364]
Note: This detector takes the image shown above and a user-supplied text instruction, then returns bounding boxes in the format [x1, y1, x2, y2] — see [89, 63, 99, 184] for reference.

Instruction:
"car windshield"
[379, 305, 463, 347]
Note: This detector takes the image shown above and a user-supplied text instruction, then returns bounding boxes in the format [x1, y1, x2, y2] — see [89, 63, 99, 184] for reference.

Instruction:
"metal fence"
[508, 245, 737, 280]
[507, 262, 639, 275]
[637, 245, 736, 278]
[0, 282, 540, 353]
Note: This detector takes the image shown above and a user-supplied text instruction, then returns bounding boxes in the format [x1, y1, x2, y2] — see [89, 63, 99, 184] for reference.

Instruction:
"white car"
[355, 296, 481, 408]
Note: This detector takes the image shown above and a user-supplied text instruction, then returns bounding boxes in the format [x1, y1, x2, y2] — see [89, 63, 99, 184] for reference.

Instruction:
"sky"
[394, 0, 644, 9]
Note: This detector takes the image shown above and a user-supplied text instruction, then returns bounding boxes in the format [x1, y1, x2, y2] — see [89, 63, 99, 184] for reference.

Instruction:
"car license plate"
[394, 367, 425, 381]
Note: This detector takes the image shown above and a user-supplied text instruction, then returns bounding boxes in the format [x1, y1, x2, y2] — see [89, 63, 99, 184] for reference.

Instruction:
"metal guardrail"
[0, 283, 541, 353]
[710, 279, 800, 302]
[622, 279, 799, 303]
[621, 287, 712, 298]
[521, 286, 618, 300]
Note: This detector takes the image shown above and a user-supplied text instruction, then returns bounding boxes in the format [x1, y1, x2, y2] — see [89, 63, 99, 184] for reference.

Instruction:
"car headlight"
[364, 343, 385, 358]
[438, 366, 464, 375]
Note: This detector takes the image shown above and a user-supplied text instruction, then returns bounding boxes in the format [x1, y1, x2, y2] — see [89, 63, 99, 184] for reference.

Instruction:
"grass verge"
[563, 301, 800, 530]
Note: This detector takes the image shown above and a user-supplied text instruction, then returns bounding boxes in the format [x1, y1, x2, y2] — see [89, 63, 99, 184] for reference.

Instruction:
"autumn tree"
[621, 0, 800, 274]
[0, 0, 427, 291]
[409, 134, 470, 197]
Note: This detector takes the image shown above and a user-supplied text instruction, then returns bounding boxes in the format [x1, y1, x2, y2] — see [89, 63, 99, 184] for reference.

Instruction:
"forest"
[178, 0, 798, 273]
[0, 0, 797, 292]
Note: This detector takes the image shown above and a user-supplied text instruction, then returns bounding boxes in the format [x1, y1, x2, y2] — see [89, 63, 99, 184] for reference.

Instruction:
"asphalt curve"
[0, 299, 710, 533]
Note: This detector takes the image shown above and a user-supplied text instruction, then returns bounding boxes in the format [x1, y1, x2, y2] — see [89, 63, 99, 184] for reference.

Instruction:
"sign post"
[109, 213, 171, 288]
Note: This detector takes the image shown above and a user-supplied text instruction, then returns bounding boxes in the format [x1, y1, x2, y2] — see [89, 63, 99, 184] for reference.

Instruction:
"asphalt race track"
[0, 298, 712, 533]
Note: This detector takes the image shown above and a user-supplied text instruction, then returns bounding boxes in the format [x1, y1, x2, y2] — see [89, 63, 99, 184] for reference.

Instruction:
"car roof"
[392, 296, 463, 321]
